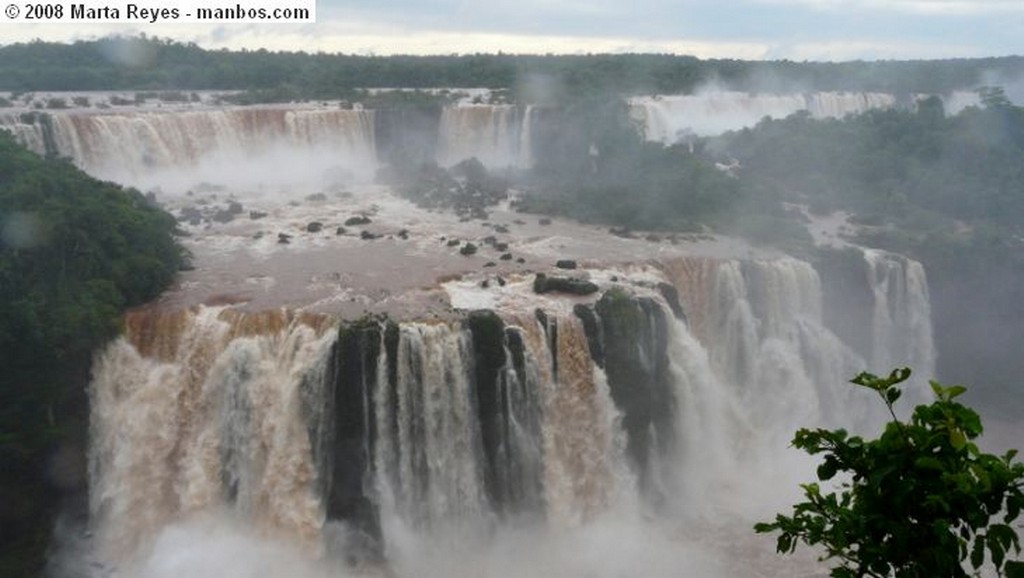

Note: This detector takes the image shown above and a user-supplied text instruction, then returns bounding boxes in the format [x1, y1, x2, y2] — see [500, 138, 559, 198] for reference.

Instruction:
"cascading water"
[79, 248, 936, 578]
[0, 107, 378, 190]
[436, 104, 534, 169]
[88, 307, 337, 567]
[630, 91, 898, 142]
[863, 248, 935, 383]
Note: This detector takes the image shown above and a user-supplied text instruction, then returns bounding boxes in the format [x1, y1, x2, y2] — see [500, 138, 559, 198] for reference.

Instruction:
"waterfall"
[81, 250, 936, 577]
[630, 91, 897, 142]
[88, 307, 337, 564]
[436, 104, 533, 169]
[0, 107, 378, 190]
[863, 249, 936, 402]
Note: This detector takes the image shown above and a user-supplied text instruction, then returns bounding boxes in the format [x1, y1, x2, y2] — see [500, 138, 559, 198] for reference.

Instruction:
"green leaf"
[915, 457, 944, 471]
[950, 429, 967, 451]
[818, 458, 839, 481]
[970, 537, 985, 569]
[1005, 560, 1024, 578]
[886, 387, 902, 405]
[945, 385, 967, 399]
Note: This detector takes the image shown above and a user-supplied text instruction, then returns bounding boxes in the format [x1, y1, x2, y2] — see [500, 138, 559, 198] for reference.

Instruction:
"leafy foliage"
[2, 37, 1024, 97]
[755, 368, 1024, 578]
[0, 131, 184, 576]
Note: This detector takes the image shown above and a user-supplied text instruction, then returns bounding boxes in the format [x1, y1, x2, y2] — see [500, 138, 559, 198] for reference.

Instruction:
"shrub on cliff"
[756, 368, 1024, 578]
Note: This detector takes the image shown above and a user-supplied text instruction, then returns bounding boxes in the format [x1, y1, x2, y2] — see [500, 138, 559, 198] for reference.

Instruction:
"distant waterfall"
[0, 107, 378, 190]
[436, 104, 535, 169]
[863, 249, 935, 397]
[630, 91, 897, 142]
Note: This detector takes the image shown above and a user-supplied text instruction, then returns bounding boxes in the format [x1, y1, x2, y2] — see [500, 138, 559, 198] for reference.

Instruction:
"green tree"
[756, 368, 1024, 578]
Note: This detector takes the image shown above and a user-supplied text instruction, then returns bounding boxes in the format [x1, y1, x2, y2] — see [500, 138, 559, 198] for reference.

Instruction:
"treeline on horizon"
[1, 35, 1023, 96]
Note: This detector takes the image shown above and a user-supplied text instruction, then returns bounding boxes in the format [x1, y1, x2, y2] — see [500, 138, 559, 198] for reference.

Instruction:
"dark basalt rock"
[327, 319, 386, 555]
[592, 289, 675, 502]
[277, 233, 292, 244]
[211, 209, 235, 224]
[360, 230, 379, 240]
[499, 253, 513, 261]
[179, 206, 202, 225]
[532, 273, 598, 295]
[447, 239, 461, 247]
[555, 259, 577, 270]
[656, 282, 687, 322]
[307, 221, 324, 233]
[345, 216, 372, 226]
[460, 243, 478, 256]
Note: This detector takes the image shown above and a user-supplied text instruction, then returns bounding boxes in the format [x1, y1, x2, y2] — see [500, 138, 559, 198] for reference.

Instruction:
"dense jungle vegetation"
[0, 131, 184, 576]
[1, 35, 1023, 97]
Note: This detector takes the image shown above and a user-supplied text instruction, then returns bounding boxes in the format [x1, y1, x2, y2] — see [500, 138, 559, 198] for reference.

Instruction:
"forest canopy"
[0, 131, 184, 576]
[1, 36, 1024, 97]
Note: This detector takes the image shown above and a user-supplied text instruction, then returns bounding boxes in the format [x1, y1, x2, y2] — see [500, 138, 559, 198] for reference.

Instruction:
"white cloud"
[0, 21, 771, 58]
[762, 39, 987, 60]
[755, 0, 1024, 15]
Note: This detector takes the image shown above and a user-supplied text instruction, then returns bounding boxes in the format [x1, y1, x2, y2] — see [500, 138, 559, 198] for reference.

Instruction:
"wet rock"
[555, 259, 577, 270]
[250, 210, 268, 220]
[397, 229, 409, 240]
[496, 276, 506, 287]
[345, 216, 372, 226]
[493, 242, 509, 252]
[656, 282, 687, 322]
[277, 233, 292, 244]
[307, 221, 324, 233]
[494, 225, 509, 234]
[447, 239, 461, 247]
[360, 230, 379, 240]
[538, 218, 552, 226]
[484, 261, 496, 267]
[460, 243, 478, 256]
[305, 192, 327, 202]
[212, 209, 235, 223]
[227, 201, 244, 214]
[516, 257, 526, 264]
[179, 206, 202, 225]
[500, 253, 513, 261]
[532, 273, 598, 295]
[336, 226, 347, 235]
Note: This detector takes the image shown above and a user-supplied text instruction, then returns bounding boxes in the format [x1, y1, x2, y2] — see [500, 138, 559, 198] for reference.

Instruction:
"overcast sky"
[1, 0, 1022, 60]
